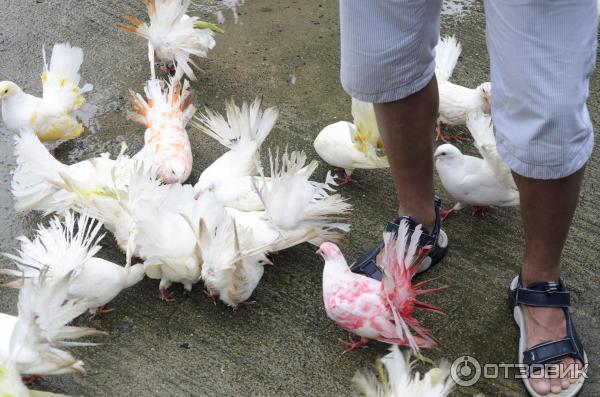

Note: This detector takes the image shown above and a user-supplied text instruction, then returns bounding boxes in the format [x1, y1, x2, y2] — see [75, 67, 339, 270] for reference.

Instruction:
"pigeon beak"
[315, 248, 322, 256]
[263, 258, 274, 266]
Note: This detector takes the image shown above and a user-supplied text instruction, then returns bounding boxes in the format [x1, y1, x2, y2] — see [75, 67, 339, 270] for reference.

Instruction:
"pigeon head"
[477, 82, 492, 112]
[317, 242, 343, 261]
[434, 144, 462, 165]
[0, 81, 21, 100]
[160, 161, 189, 184]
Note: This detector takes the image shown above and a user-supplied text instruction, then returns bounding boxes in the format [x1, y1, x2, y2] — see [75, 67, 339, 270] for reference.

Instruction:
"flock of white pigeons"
[0, 1, 514, 395]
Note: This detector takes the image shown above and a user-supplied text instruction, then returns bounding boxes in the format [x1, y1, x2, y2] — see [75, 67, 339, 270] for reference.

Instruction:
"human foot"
[523, 305, 583, 395]
[350, 197, 448, 280]
[509, 276, 587, 396]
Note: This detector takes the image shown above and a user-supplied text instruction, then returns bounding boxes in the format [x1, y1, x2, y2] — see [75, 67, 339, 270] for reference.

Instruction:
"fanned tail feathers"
[350, 98, 388, 166]
[2, 212, 104, 282]
[434, 35, 462, 82]
[120, 0, 216, 81]
[9, 270, 104, 376]
[193, 98, 278, 150]
[379, 221, 447, 353]
[352, 345, 455, 397]
[466, 112, 517, 190]
[42, 43, 93, 112]
[257, 149, 352, 244]
[129, 77, 196, 130]
[11, 129, 67, 213]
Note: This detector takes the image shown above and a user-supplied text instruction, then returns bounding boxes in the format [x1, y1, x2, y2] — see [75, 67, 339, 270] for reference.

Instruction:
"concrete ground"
[0, 0, 598, 396]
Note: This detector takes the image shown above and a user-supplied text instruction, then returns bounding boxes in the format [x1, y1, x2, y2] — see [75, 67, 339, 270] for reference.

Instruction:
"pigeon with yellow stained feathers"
[352, 345, 456, 397]
[314, 97, 388, 184]
[0, 43, 93, 143]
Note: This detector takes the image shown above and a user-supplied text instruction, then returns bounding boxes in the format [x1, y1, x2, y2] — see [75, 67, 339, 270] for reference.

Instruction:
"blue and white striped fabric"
[485, 0, 597, 179]
[339, 0, 597, 179]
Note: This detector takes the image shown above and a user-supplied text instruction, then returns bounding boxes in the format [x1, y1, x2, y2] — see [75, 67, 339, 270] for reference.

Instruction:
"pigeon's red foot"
[91, 305, 114, 320]
[233, 300, 256, 310]
[22, 375, 42, 385]
[204, 290, 218, 305]
[159, 288, 175, 302]
[435, 122, 445, 142]
[471, 206, 490, 217]
[161, 62, 176, 76]
[338, 336, 369, 354]
[334, 168, 353, 186]
[435, 123, 469, 144]
[446, 131, 469, 144]
[440, 208, 457, 220]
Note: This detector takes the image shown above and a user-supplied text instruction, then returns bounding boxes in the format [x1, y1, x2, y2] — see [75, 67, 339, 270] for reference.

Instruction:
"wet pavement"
[0, 0, 598, 396]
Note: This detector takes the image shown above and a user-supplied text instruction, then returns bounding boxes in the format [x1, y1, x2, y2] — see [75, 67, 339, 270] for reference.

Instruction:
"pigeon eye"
[3, 89, 7, 94]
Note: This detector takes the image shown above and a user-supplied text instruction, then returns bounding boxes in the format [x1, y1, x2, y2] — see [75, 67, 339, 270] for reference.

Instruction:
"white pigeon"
[434, 112, 519, 217]
[129, 76, 196, 184]
[191, 98, 278, 210]
[195, 201, 272, 307]
[0, 43, 93, 143]
[50, 157, 202, 300]
[435, 35, 491, 143]
[255, 149, 352, 245]
[352, 345, 455, 397]
[61, 161, 160, 262]
[120, 0, 218, 80]
[1, 212, 145, 316]
[0, 270, 104, 378]
[194, 149, 350, 307]
[11, 129, 135, 214]
[314, 98, 388, 184]
[120, 168, 203, 301]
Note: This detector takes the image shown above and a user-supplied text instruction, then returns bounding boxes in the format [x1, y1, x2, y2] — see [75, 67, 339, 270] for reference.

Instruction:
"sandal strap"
[510, 274, 587, 370]
[523, 338, 582, 367]
[351, 197, 443, 280]
[509, 277, 570, 308]
[514, 286, 570, 308]
[384, 196, 442, 247]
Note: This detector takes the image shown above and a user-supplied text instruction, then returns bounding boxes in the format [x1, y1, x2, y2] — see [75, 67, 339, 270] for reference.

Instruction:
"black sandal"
[350, 197, 448, 281]
[509, 275, 588, 396]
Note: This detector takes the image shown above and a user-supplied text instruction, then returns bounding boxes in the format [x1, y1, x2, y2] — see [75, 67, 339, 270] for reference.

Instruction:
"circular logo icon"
[450, 355, 482, 387]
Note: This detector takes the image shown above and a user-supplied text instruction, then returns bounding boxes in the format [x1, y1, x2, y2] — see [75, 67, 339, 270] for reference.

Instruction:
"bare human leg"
[514, 167, 585, 395]
[373, 76, 439, 232]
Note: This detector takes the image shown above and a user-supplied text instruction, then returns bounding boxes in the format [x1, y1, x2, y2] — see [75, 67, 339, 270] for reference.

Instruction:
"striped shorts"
[340, 0, 597, 179]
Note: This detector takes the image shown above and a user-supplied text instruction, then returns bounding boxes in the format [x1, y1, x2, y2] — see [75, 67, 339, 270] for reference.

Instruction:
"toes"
[530, 374, 551, 395]
[549, 373, 562, 394]
[561, 376, 571, 390]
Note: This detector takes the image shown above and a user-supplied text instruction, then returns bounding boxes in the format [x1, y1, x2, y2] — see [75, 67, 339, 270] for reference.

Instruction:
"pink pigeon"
[318, 220, 447, 353]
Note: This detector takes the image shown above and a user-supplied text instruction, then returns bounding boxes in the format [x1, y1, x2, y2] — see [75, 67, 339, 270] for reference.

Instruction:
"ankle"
[398, 206, 435, 232]
[521, 267, 560, 286]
